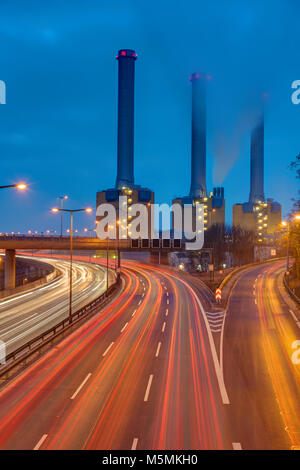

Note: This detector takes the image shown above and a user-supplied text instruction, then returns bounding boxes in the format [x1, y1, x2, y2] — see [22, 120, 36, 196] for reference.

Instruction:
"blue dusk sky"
[0, 0, 299, 233]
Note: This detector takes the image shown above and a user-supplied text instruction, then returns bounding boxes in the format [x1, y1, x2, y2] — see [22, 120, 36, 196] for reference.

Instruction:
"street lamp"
[0, 183, 27, 190]
[58, 195, 68, 237]
[52, 206, 92, 323]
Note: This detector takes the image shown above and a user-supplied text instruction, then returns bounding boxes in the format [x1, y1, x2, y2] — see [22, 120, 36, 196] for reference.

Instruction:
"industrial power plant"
[96, 48, 282, 253]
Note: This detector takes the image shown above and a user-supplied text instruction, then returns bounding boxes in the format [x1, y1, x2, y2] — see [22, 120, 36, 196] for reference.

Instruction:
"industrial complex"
[96, 49, 282, 253]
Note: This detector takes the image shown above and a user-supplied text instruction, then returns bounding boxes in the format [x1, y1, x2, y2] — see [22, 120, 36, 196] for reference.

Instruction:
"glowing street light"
[0, 183, 27, 190]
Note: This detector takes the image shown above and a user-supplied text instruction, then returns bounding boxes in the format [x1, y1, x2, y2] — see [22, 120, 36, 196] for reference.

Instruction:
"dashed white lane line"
[162, 322, 166, 332]
[155, 342, 162, 357]
[165, 309, 168, 316]
[144, 374, 154, 402]
[71, 373, 92, 400]
[33, 434, 48, 450]
[232, 442, 242, 450]
[166, 292, 169, 296]
[132, 309, 137, 317]
[255, 299, 257, 305]
[102, 342, 114, 357]
[289, 309, 300, 328]
[131, 438, 138, 450]
[167, 299, 169, 305]
[142, 293, 145, 297]
[138, 300, 142, 305]
[121, 322, 129, 333]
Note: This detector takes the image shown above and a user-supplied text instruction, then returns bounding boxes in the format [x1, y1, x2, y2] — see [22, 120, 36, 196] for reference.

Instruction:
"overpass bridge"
[0, 235, 185, 289]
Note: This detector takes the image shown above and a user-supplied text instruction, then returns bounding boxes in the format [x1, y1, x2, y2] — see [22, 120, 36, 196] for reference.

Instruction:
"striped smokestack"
[115, 49, 137, 190]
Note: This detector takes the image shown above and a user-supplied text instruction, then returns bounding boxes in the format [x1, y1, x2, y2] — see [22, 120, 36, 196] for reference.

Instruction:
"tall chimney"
[115, 49, 137, 190]
[249, 111, 265, 203]
[189, 73, 207, 198]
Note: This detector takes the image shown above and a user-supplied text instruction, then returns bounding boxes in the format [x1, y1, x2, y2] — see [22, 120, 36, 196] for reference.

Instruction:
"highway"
[0, 258, 299, 450]
[0, 256, 110, 355]
[223, 260, 300, 450]
[0, 260, 233, 450]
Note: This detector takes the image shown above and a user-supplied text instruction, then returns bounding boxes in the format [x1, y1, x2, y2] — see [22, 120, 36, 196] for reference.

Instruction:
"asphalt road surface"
[223, 260, 300, 450]
[0, 258, 299, 450]
[0, 261, 233, 450]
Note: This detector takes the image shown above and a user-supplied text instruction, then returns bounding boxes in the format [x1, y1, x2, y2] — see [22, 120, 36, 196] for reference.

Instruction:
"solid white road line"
[131, 438, 138, 450]
[71, 373, 92, 400]
[33, 434, 48, 450]
[155, 342, 162, 357]
[102, 342, 114, 357]
[162, 322, 166, 332]
[132, 309, 137, 317]
[232, 442, 242, 450]
[144, 374, 154, 402]
[121, 322, 128, 333]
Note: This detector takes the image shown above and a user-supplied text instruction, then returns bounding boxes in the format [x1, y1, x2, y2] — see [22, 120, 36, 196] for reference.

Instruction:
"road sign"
[215, 288, 222, 301]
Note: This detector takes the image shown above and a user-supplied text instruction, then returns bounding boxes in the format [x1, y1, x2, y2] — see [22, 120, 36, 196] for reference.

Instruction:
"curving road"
[0, 256, 111, 355]
[223, 260, 300, 450]
[0, 260, 232, 450]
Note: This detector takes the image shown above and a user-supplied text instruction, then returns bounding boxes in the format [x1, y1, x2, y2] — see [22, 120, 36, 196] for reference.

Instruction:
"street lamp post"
[58, 195, 68, 237]
[52, 206, 92, 323]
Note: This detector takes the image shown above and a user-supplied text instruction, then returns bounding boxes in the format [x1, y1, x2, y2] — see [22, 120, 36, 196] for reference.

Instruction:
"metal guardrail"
[283, 273, 300, 306]
[0, 274, 121, 381]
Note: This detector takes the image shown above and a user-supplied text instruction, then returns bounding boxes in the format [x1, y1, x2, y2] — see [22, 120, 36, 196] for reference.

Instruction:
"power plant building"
[172, 73, 225, 234]
[96, 49, 154, 239]
[233, 110, 281, 241]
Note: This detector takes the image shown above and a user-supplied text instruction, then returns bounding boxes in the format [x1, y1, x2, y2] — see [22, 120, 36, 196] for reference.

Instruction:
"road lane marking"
[144, 374, 154, 402]
[165, 309, 168, 316]
[289, 309, 300, 328]
[132, 309, 137, 317]
[155, 342, 162, 357]
[71, 373, 92, 400]
[131, 438, 138, 450]
[138, 300, 142, 305]
[142, 293, 145, 297]
[167, 299, 169, 305]
[166, 292, 169, 296]
[255, 299, 257, 304]
[166, 273, 230, 405]
[33, 434, 48, 450]
[103, 342, 114, 357]
[232, 442, 242, 450]
[121, 322, 128, 333]
[162, 322, 166, 332]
